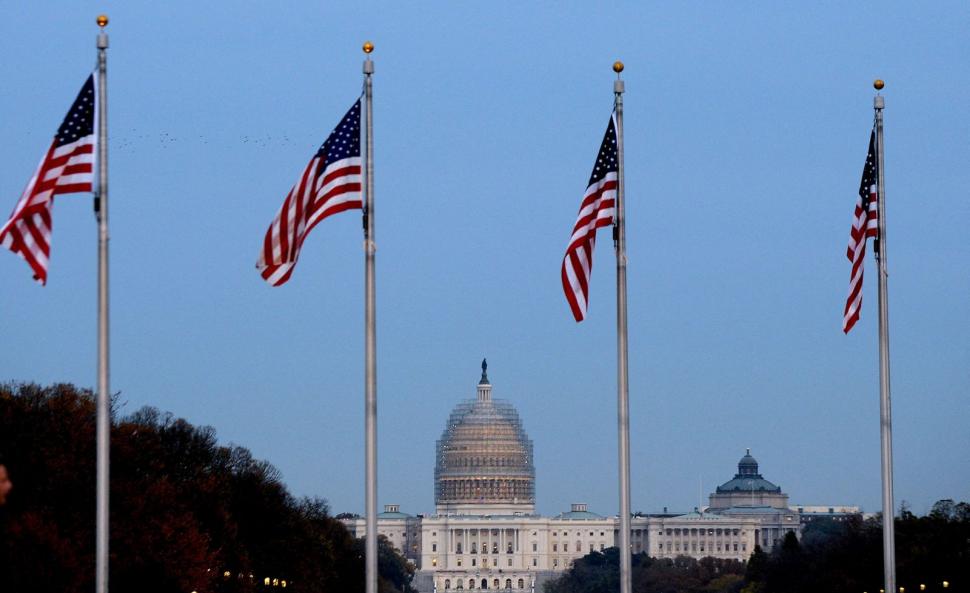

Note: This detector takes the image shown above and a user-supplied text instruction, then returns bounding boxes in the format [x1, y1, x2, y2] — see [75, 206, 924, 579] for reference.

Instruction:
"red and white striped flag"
[1, 75, 97, 285]
[843, 130, 879, 333]
[257, 99, 362, 286]
[561, 113, 618, 322]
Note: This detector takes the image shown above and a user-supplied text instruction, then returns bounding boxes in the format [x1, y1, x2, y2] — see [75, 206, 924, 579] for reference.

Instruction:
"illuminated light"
[282, 581, 287, 588]
[921, 586, 926, 591]
[942, 583, 949, 589]
[265, 577, 271, 586]
[224, 571, 231, 578]
[273, 578, 279, 587]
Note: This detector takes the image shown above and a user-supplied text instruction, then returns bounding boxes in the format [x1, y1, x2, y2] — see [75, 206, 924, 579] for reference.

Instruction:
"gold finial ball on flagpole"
[363, 41, 374, 54]
[96, 14, 109, 28]
[613, 60, 625, 73]
[873, 79, 885, 90]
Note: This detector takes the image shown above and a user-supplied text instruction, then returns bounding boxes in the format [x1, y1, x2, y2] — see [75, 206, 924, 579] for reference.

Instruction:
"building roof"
[552, 510, 606, 521]
[717, 506, 794, 516]
[378, 511, 413, 519]
[715, 449, 782, 493]
[716, 476, 781, 493]
[671, 510, 736, 522]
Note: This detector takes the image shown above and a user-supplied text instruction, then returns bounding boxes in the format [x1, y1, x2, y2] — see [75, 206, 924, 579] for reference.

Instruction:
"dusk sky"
[1, 1, 967, 519]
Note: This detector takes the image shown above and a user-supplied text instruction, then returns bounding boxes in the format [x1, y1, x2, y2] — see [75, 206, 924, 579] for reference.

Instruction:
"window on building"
[532, 542, 537, 552]
[492, 543, 499, 554]
[457, 543, 463, 554]
[563, 543, 568, 552]
[471, 544, 477, 554]
[552, 543, 557, 552]
[589, 531, 594, 536]
[493, 578, 499, 589]
[507, 542, 513, 553]
[469, 578, 475, 589]
[445, 579, 451, 590]
[553, 559, 558, 568]
[518, 579, 525, 589]
[589, 543, 594, 553]
[456, 581, 463, 590]
[734, 543, 738, 551]
[457, 558, 462, 567]
[433, 543, 437, 552]
[471, 558, 476, 567]
[600, 543, 605, 551]
[505, 579, 512, 590]
[576, 541, 581, 553]
[507, 558, 512, 567]
[532, 558, 537, 567]
[432, 557, 438, 566]
[658, 543, 663, 550]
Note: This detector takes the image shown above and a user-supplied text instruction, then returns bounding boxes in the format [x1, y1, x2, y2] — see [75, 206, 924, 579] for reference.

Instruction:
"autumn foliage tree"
[0, 382, 414, 593]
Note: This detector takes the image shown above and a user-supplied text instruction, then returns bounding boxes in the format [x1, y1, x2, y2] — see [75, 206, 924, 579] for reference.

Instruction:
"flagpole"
[94, 14, 111, 593]
[873, 78, 897, 593]
[362, 41, 379, 593]
[612, 60, 632, 593]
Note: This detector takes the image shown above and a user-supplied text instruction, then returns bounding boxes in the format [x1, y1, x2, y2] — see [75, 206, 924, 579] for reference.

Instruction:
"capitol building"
[343, 362, 810, 593]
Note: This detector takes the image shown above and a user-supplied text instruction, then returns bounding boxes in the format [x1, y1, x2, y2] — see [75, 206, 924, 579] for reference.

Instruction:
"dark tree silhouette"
[0, 382, 415, 593]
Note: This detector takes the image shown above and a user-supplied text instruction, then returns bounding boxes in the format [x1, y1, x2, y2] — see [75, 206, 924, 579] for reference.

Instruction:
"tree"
[0, 382, 415, 593]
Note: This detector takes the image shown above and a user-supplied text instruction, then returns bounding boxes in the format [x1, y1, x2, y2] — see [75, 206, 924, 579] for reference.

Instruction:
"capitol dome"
[434, 360, 536, 515]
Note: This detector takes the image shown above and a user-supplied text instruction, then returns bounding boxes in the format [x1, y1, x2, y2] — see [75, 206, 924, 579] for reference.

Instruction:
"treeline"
[545, 505, 969, 593]
[0, 382, 415, 593]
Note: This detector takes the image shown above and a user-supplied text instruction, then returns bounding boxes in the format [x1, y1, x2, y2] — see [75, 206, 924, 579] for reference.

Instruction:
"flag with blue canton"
[257, 98, 363, 286]
[561, 112, 619, 322]
[2, 74, 97, 285]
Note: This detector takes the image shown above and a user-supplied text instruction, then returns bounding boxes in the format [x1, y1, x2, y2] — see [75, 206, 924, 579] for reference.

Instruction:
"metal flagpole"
[612, 60, 632, 593]
[94, 14, 111, 593]
[362, 41, 379, 593]
[873, 78, 897, 593]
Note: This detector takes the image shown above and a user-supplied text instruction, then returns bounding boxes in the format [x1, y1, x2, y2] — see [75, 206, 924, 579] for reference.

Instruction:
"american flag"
[257, 99, 362, 286]
[561, 113, 618, 322]
[843, 130, 879, 333]
[1, 75, 97, 285]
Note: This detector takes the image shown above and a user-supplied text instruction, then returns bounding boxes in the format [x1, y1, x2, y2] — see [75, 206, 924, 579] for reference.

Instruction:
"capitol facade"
[343, 363, 811, 593]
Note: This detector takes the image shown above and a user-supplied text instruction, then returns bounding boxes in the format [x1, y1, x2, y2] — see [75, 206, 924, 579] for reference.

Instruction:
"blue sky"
[1, 1, 967, 518]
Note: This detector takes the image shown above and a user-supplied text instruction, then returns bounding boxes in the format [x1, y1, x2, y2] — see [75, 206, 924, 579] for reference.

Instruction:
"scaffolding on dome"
[435, 397, 536, 507]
